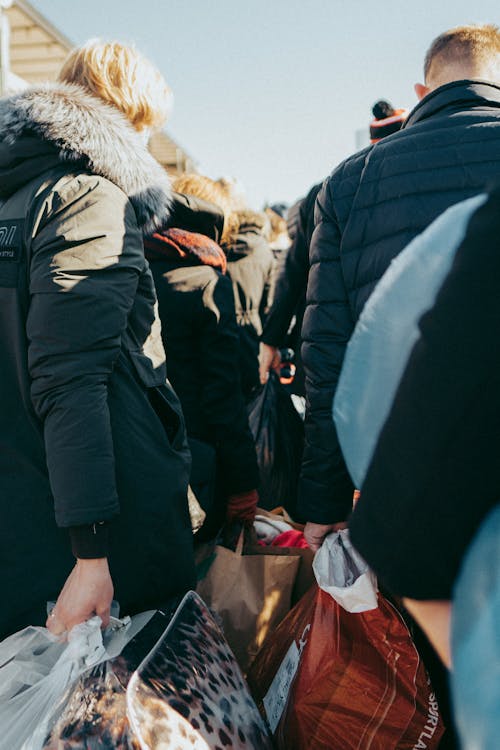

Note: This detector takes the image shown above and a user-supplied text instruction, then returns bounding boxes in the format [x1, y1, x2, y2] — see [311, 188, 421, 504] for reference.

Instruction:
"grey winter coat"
[0, 82, 195, 638]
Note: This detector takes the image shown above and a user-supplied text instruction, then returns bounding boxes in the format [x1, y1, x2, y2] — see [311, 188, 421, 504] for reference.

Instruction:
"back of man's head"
[423, 24, 500, 91]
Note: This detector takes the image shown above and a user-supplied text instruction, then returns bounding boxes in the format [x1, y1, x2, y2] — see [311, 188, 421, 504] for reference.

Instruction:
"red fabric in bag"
[248, 586, 444, 750]
[271, 530, 309, 549]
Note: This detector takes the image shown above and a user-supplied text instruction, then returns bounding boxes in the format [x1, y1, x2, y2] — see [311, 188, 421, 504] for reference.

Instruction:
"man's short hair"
[424, 24, 500, 82]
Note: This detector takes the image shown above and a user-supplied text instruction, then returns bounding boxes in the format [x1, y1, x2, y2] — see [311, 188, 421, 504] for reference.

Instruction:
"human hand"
[226, 489, 259, 524]
[304, 520, 348, 552]
[258, 343, 281, 384]
[46, 558, 114, 636]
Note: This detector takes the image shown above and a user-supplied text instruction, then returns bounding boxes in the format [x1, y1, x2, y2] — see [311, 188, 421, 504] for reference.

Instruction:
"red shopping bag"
[248, 585, 444, 750]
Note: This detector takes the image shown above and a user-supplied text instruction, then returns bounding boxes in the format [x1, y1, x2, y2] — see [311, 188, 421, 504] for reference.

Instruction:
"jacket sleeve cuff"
[69, 522, 110, 559]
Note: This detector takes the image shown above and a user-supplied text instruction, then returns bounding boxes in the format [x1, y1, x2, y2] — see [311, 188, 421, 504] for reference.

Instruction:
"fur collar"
[144, 227, 227, 273]
[0, 82, 172, 231]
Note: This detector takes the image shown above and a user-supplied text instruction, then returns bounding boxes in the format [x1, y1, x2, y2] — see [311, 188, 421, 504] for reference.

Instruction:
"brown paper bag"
[196, 533, 300, 673]
[253, 506, 316, 604]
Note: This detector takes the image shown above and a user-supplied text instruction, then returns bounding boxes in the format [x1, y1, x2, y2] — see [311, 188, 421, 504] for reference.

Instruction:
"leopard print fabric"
[127, 592, 273, 750]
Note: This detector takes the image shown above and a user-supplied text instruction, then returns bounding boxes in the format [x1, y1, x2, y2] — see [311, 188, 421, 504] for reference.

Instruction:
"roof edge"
[11, 0, 73, 51]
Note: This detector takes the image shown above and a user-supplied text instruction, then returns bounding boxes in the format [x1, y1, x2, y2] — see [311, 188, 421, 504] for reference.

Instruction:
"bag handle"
[235, 530, 245, 556]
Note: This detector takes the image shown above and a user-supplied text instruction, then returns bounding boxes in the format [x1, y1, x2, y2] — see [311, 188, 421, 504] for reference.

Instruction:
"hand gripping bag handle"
[313, 529, 378, 612]
[0, 610, 155, 750]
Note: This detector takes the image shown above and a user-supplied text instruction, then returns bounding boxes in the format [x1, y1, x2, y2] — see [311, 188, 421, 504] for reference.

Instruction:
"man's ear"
[414, 82, 431, 101]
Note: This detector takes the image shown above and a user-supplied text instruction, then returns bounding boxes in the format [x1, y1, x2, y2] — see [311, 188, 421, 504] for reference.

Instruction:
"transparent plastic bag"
[42, 655, 139, 749]
[0, 611, 154, 750]
[42, 607, 181, 749]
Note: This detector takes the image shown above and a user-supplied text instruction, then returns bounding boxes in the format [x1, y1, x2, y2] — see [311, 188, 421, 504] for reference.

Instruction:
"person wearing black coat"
[0, 42, 196, 640]
[144, 210, 260, 533]
[259, 182, 322, 396]
[300, 24, 500, 550]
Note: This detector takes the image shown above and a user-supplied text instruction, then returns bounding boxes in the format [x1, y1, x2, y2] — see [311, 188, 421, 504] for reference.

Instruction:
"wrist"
[75, 557, 109, 566]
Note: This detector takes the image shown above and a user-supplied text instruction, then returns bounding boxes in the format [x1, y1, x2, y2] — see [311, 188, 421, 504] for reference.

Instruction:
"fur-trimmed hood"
[144, 227, 227, 273]
[0, 82, 171, 231]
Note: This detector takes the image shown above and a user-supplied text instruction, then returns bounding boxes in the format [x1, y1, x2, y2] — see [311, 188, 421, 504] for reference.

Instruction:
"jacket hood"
[224, 209, 271, 259]
[144, 227, 227, 273]
[235, 209, 270, 236]
[404, 79, 500, 129]
[0, 82, 172, 231]
[167, 192, 225, 243]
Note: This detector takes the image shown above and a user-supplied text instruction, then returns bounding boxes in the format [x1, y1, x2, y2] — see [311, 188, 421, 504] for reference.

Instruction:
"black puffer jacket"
[262, 182, 322, 395]
[300, 80, 500, 524]
[145, 228, 259, 498]
[224, 213, 277, 396]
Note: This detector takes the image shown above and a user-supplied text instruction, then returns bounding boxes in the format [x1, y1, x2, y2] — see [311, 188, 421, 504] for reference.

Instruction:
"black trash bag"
[247, 371, 304, 517]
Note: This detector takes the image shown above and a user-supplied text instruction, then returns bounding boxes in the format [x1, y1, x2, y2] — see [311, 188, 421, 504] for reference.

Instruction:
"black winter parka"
[300, 80, 500, 524]
[0, 83, 195, 638]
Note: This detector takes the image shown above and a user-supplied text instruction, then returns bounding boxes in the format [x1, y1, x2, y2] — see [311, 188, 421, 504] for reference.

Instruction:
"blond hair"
[424, 24, 500, 84]
[173, 173, 239, 244]
[58, 39, 171, 131]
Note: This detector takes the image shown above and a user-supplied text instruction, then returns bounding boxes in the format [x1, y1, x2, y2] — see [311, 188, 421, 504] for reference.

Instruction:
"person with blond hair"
[0, 39, 195, 640]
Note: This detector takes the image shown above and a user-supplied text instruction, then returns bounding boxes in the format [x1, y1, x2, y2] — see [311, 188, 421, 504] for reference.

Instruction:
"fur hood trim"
[235, 209, 270, 235]
[0, 82, 171, 231]
[144, 227, 227, 273]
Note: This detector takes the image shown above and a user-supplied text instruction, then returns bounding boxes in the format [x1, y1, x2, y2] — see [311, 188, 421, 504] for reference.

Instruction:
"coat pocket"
[148, 383, 186, 452]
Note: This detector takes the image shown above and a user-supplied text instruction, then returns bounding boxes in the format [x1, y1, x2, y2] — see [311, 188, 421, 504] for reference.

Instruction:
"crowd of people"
[1, 19, 499, 749]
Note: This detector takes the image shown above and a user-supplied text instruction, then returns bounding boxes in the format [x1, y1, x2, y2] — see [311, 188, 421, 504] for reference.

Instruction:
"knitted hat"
[370, 100, 408, 142]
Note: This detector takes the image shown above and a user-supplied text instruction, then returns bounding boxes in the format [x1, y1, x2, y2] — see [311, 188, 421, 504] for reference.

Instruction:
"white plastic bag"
[313, 529, 378, 612]
[0, 610, 154, 750]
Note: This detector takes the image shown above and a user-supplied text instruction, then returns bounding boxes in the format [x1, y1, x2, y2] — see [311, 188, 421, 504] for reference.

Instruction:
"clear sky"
[33, 0, 500, 207]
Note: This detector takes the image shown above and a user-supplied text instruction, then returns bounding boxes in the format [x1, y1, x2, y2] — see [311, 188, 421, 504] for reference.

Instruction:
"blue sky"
[34, 0, 500, 207]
